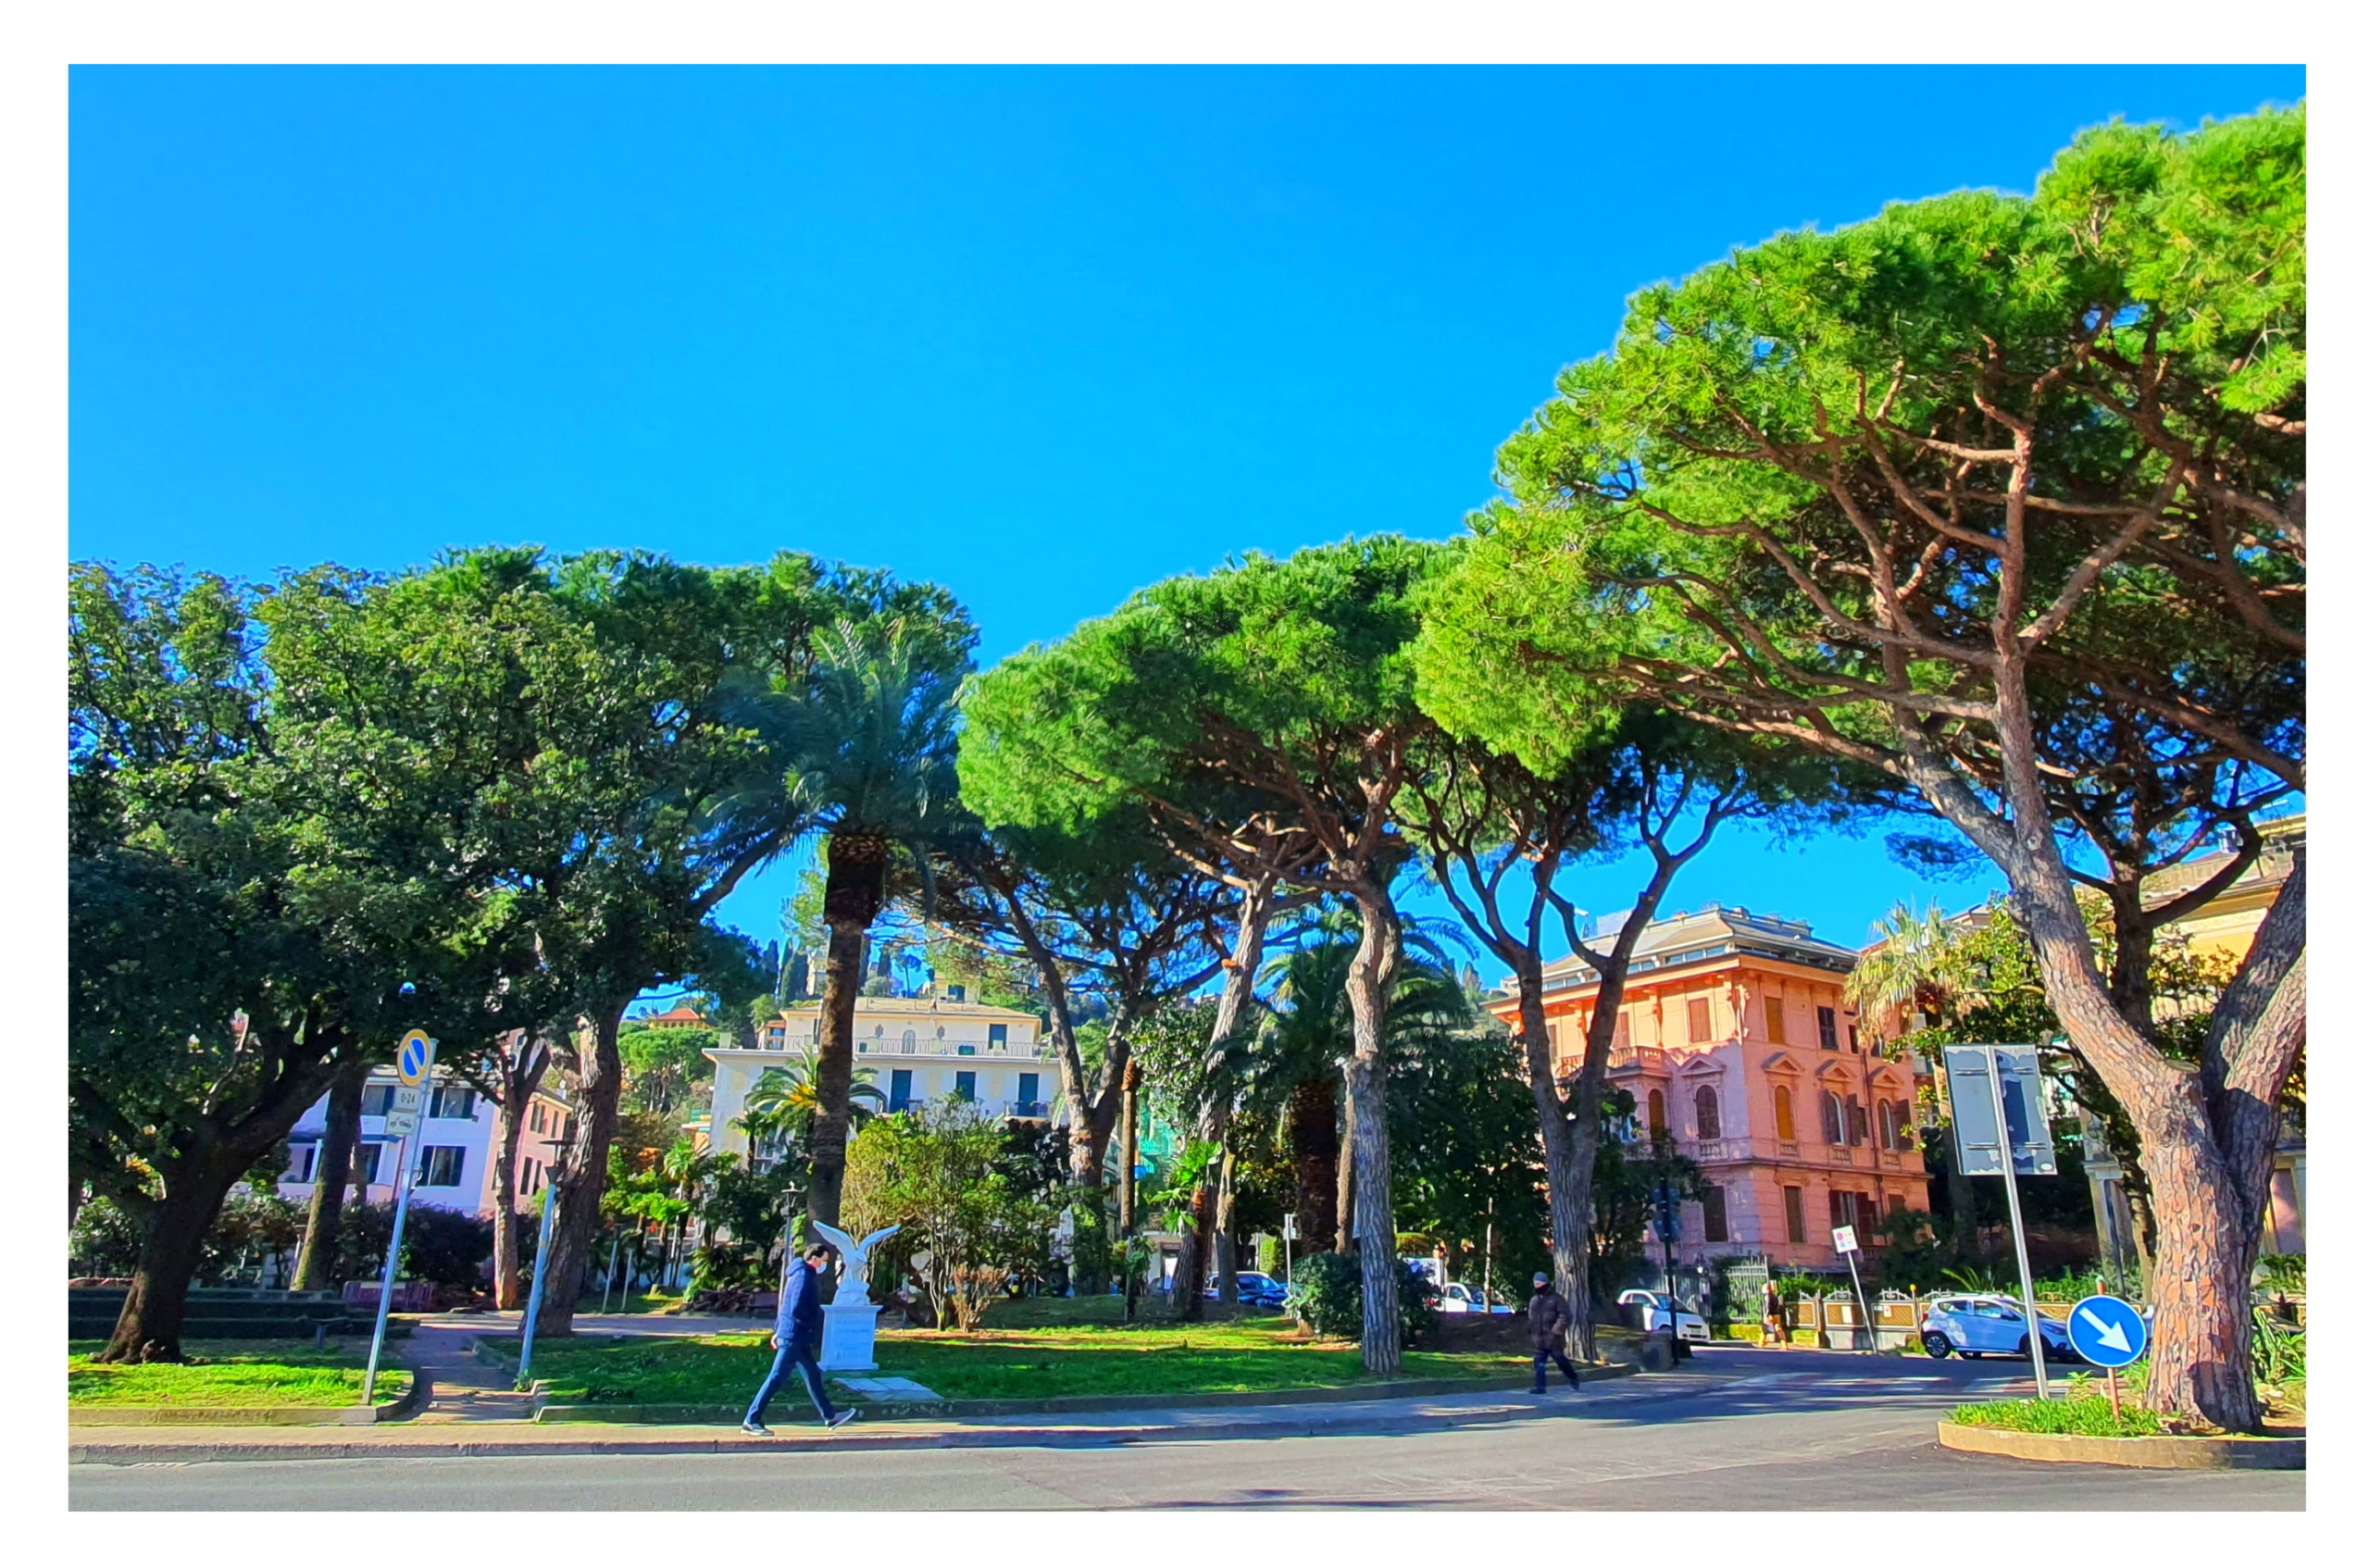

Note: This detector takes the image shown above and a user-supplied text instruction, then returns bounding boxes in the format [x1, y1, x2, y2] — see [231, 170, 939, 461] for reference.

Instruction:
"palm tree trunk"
[1118, 1060, 1141, 1321]
[1288, 1076, 1340, 1253]
[807, 831, 888, 1236]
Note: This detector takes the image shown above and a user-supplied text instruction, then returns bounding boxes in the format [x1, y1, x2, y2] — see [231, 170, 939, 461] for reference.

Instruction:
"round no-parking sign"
[396, 1029, 437, 1086]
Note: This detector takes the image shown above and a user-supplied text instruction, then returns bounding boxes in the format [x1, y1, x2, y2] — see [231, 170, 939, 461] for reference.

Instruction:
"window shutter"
[1764, 996, 1787, 1044]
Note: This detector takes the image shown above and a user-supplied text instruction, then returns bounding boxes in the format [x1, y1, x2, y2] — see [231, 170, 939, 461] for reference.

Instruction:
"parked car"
[1203, 1272, 1290, 1309]
[1918, 1293, 2081, 1362]
[1437, 1281, 1515, 1314]
[1616, 1288, 1711, 1343]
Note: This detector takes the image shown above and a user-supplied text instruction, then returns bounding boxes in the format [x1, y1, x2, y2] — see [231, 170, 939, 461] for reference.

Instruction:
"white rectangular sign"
[383, 1110, 420, 1139]
[1831, 1226, 1860, 1254]
[393, 1086, 427, 1114]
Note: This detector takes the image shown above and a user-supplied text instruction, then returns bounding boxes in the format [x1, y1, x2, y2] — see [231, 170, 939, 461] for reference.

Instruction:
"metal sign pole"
[515, 1180, 561, 1390]
[360, 1123, 417, 1406]
[1841, 1248, 1873, 1352]
[361, 1030, 436, 1407]
[1986, 1047, 2051, 1400]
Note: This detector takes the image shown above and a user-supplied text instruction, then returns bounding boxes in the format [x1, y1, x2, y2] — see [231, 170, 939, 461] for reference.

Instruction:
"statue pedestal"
[817, 1300, 884, 1372]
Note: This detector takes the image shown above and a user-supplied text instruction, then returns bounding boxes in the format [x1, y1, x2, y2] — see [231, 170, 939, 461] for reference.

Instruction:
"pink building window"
[1694, 1086, 1721, 1139]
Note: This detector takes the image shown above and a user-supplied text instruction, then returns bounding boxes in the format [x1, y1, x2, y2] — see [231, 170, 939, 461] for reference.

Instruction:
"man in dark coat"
[742, 1241, 855, 1436]
[1528, 1271, 1582, 1394]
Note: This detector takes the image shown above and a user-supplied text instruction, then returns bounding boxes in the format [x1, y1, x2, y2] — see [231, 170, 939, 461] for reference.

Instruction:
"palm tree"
[734, 1056, 886, 1168]
[1846, 902, 1962, 1027]
[1848, 900, 1976, 1254]
[717, 617, 971, 1234]
[1245, 914, 1471, 1255]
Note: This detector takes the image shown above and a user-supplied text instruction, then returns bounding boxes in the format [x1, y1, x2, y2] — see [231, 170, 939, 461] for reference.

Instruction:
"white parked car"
[1918, 1293, 2081, 1363]
[1437, 1282, 1514, 1314]
[1617, 1288, 1711, 1343]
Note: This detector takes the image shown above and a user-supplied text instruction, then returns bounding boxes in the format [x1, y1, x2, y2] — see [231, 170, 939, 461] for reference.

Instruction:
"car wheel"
[1921, 1331, 1953, 1360]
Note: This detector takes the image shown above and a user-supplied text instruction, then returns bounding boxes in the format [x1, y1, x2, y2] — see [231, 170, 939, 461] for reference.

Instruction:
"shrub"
[2256, 1252, 2305, 1294]
[400, 1205, 495, 1289]
[69, 1189, 305, 1284]
[1952, 1395, 2163, 1437]
[1399, 1261, 1441, 1349]
[1285, 1251, 1362, 1338]
[1282, 1252, 1440, 1348]
[2252, 1313, 2305, 1388]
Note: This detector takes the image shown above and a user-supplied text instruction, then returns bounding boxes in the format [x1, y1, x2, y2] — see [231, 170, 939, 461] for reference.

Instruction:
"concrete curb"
[69, 1368, 433, 1427]
[1938, 1420, 2306, 1470]
[532, 1365, 1633, 1425]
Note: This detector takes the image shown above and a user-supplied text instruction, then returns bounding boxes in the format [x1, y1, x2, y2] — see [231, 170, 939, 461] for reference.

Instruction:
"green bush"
[69, 1189, 305, 1283]
[1952, 1394, 2163, 1437]
[1282, 1252, 1439, 1348]
[1286, 1251, 1362, 1338]
[2252, 1313, 2304, 1387]
[2256, 1252, 2305, 1294]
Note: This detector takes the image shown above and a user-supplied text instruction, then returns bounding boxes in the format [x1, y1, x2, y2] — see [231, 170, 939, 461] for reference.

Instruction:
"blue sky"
[69, 65, 2305, 971]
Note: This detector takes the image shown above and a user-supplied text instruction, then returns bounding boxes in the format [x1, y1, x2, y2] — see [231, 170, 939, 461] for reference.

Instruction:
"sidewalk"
[72, 1364, 1776, 1465]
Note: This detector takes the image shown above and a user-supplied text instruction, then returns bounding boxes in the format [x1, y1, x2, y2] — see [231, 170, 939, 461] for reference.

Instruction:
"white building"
[706, 993, 1053, 1162]
[277, 1065, 576, 1218]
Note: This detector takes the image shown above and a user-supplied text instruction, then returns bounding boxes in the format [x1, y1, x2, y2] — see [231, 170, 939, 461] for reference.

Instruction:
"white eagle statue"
[810, 1222, 902, 1305]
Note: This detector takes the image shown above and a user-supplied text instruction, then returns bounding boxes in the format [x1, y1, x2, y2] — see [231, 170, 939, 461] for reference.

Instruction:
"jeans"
[745, 1335, 837, 1425]
[1531, 1347, 1578, 1390]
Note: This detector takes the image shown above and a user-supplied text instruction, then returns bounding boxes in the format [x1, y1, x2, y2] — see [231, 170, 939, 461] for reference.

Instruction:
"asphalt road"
[70, 1348, 2302, 1511]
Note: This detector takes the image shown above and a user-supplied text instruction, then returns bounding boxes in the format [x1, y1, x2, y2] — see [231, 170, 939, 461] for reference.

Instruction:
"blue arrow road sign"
[2066, 1293, 2149, 1369]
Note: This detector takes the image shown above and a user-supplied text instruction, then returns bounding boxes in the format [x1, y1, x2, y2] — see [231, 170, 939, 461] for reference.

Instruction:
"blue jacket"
[777, 1260, 826, 1350]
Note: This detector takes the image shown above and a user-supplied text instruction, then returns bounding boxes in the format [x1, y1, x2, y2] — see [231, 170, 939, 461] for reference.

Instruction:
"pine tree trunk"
[808, 831, 887, 1235]
[531, 1003, 629, 1340]
[1512, 965, 1596, 1362]
[1287, 1076, 1340, 1253]
[2002, 834, 2291, 1431]
[1342, 888, 1402, 1375]
[292, 1061, 368, 1291]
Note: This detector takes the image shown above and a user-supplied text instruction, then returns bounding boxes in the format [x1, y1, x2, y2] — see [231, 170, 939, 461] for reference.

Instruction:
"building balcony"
[1618, 1133, 1927, 1173]
[1604, 1045, 1672, 1077]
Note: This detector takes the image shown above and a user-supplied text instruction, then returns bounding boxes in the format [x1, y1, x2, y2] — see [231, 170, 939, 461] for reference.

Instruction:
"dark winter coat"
[1528, 1287, 1572, 1351]
[776, 1260, 826, 1352]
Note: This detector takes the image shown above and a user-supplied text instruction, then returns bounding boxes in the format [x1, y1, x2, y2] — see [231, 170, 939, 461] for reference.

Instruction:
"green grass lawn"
[1951, 1394, 2164, 1437]
[67, 1338, 412, 1408]
[520, 1304, 1528, 1405]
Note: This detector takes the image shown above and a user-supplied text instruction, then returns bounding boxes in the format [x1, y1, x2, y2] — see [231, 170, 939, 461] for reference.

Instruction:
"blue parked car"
[1919, 1293, 2081, 1363]
[1204, 1272, 1291, 1310]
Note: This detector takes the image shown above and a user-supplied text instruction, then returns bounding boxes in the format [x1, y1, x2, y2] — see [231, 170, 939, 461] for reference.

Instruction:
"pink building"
[1491, 905, 1934, 1271]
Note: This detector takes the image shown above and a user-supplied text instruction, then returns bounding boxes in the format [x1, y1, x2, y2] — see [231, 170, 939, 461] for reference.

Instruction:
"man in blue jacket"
[742, 1241, 855, 1436]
